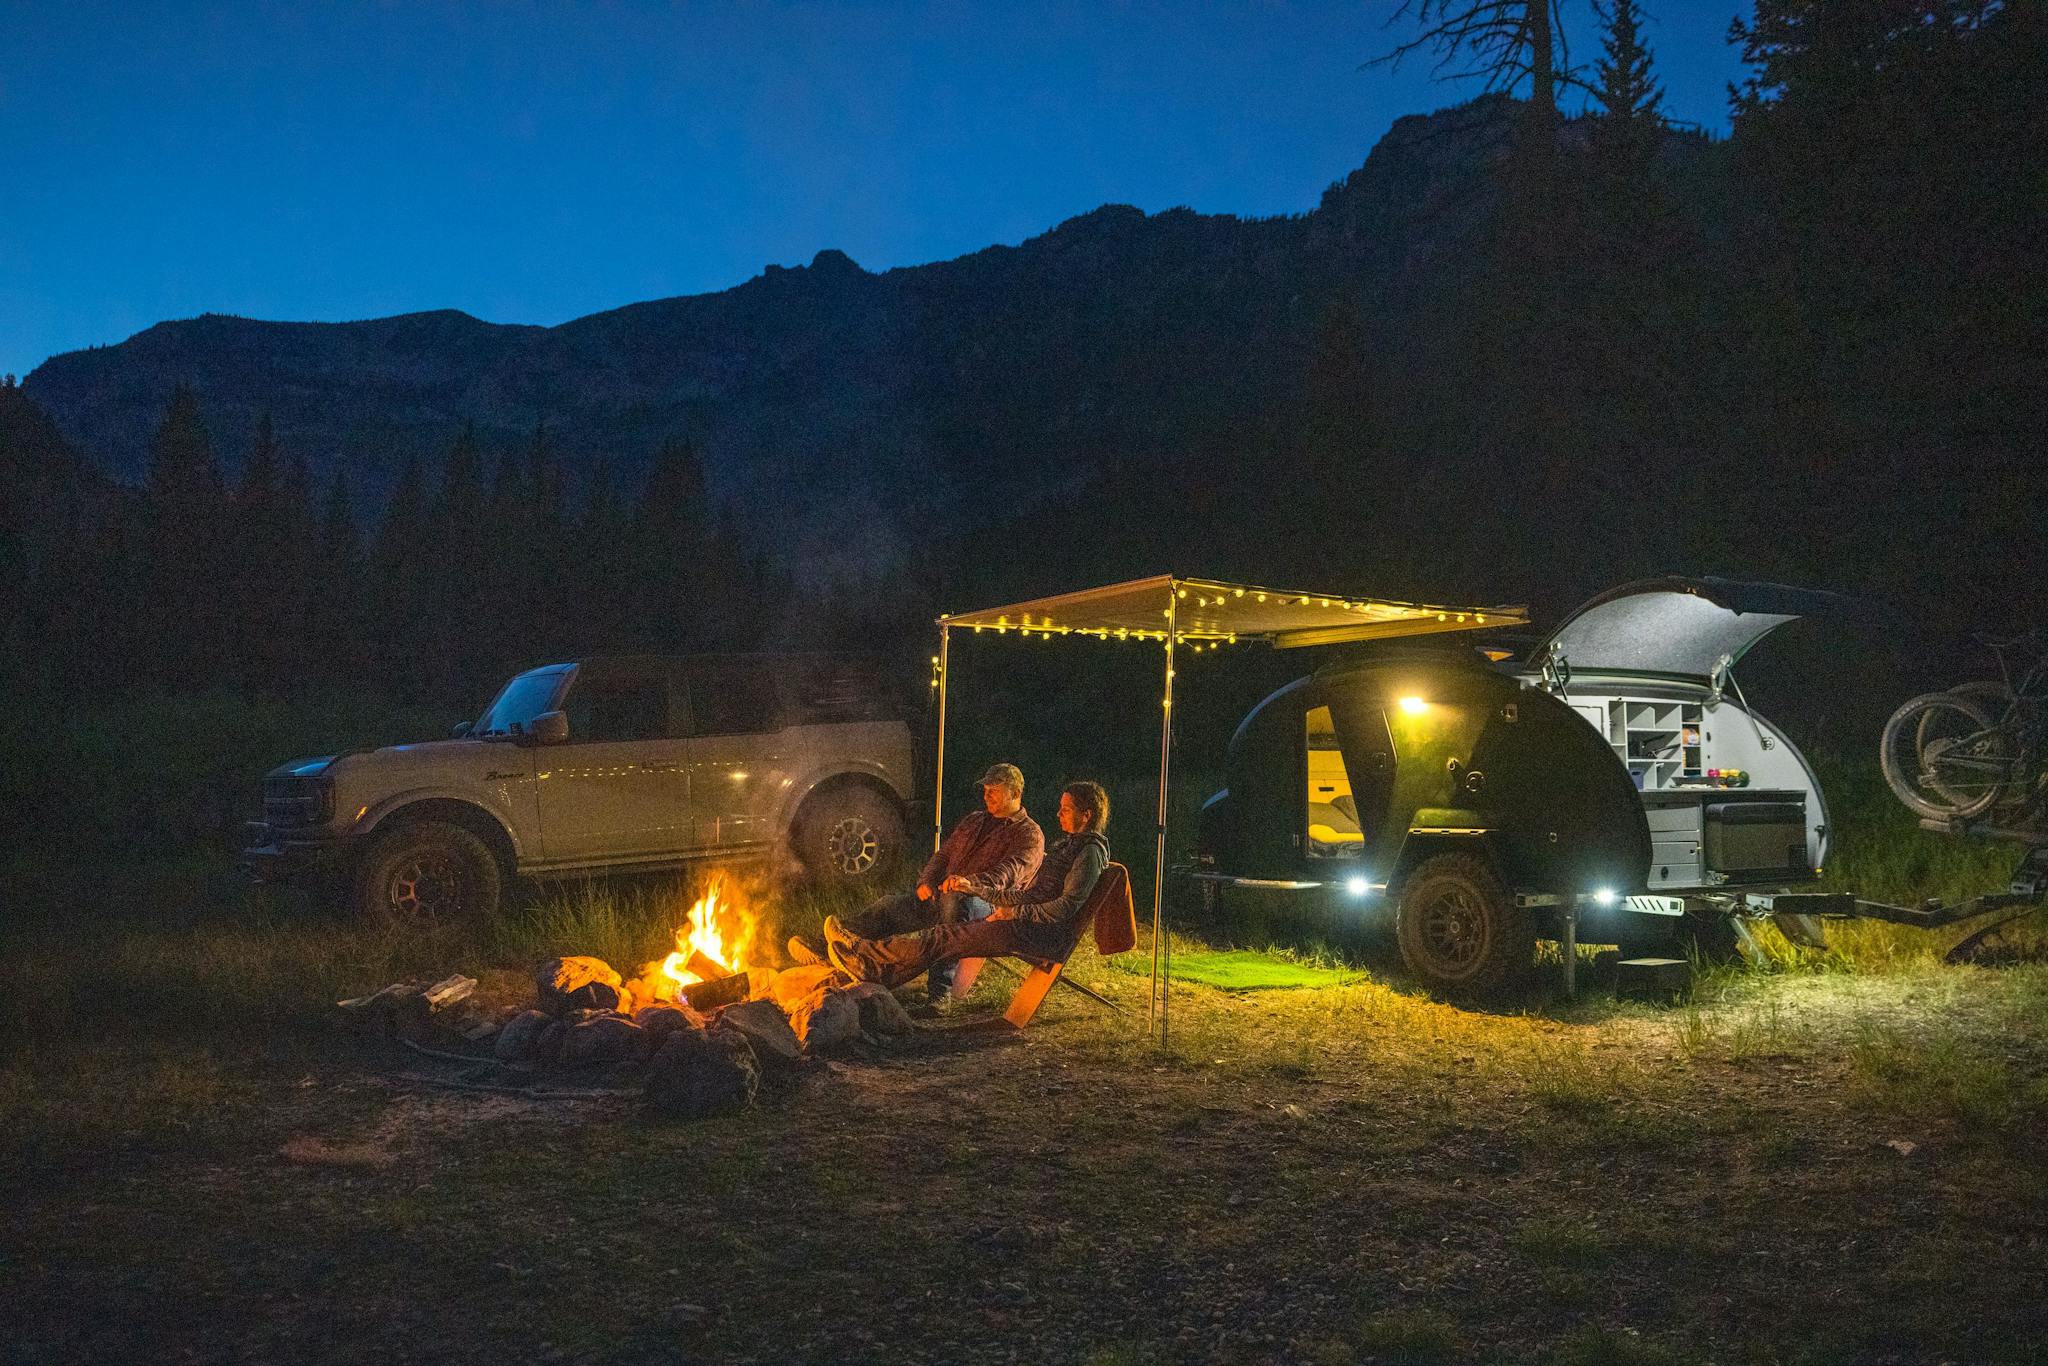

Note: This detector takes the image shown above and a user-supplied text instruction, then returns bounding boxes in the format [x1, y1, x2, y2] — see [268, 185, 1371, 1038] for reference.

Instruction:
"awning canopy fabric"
[937, 574, 1528, 649]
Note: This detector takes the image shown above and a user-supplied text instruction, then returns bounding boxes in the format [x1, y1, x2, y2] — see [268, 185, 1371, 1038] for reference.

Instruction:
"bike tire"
[1881, 692, 2004, 821]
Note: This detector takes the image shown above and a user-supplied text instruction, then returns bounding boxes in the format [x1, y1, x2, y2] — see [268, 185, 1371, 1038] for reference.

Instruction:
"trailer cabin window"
[1305, 705, 1363, 859]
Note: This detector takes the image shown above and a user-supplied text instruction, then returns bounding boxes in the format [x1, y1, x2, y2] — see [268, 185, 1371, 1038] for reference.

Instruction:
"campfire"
[339, 875, 912, 1119]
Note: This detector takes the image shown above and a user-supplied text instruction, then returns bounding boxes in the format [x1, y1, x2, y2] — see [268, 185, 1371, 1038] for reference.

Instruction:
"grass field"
[6, 721, 2048, 1362]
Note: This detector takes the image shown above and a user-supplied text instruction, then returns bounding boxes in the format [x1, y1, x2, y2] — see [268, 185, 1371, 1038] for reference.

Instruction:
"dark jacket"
[995, 829, 1109, 928]
[917, 807, 1044, 900]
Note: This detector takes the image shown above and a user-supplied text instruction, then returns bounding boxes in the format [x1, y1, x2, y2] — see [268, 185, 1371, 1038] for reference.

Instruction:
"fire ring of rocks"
[340, 880, 913, 1120]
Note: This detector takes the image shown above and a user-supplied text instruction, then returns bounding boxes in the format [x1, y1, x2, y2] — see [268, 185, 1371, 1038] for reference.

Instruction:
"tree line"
[1, 381, 790, 707]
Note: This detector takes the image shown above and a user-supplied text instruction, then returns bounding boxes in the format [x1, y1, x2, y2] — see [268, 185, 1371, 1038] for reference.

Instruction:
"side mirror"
[450, 720, 473, 738]
[529, 710, 569, 745]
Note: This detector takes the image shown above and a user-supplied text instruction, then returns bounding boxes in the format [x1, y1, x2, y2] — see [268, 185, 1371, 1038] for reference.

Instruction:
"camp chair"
[949, 861, 1138, 1028]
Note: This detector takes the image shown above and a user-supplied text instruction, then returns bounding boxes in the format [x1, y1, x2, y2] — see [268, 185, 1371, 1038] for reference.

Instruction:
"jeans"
[856, 914, 1072, 992]
[845, 889, 992, 1000]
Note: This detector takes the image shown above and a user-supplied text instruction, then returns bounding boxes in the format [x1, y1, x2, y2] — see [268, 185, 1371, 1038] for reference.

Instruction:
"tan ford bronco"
[243, 654, 917, 923]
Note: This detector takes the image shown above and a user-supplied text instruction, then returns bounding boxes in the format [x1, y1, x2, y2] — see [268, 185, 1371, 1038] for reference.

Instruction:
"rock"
[788, 987, 861, 1052]
[634, 1002, 704, 1043]
[767, 964, 840, 1010]
[534, 1019, 569, 1063]
[715, 999, 803, 1069]
[537, 956, 624, 1014]
[842, 982, 914, 1037]
[494, 1008, 553, 1060]
[645, 1028, 758, 1119]
[560, 1014, 646, 1066]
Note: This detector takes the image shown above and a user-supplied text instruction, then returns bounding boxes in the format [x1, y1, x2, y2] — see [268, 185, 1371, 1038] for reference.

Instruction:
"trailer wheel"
[1395, 852, 1531, 997]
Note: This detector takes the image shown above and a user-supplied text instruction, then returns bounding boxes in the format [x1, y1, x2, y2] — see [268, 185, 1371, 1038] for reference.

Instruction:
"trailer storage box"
[1704, 799, 1807, 877]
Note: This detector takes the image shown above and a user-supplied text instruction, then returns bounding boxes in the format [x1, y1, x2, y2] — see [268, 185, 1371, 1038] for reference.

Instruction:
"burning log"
[678, 971, 750, 1012]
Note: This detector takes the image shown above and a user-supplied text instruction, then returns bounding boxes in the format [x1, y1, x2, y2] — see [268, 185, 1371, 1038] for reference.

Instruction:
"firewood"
[679, 971, 749, 1012]
[421, 975, 477, 1011]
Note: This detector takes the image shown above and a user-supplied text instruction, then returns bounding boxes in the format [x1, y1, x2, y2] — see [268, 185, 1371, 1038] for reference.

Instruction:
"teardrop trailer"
[932, 575, 2048, 1027]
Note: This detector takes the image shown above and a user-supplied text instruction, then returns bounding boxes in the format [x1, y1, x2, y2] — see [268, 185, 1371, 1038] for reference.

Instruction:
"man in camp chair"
[824, 781, 1110, 997]
[793, 762, 1045, 1005]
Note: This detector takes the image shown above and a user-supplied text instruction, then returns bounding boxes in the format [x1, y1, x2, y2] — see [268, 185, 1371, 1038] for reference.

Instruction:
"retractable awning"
[931, 575, 1526, 1043]
[938, 574, 1525, 649]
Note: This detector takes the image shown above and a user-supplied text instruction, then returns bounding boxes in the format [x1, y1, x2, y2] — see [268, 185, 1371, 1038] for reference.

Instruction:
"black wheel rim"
[387, 851, 468, 919]
[824, 816, 880, 876]
[1416, 885, 1489, 973]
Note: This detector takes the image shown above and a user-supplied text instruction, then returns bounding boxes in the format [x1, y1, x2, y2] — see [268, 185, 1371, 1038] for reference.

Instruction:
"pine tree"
[309, 469, 363, 681]
[232, 413, 290, 690]
[143, 384, 230, 688]
[1592, 0, 1664, 174]
[367, 454, 431, 690]
[630, 439, 712, 649]
[429, 422, 488, 693]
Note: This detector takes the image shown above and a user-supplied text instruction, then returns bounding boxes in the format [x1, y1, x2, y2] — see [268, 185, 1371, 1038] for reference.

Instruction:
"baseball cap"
[976, 762, 1024, 791]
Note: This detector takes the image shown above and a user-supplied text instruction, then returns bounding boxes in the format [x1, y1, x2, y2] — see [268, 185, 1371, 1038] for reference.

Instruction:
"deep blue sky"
[1, 1, 1749, 379]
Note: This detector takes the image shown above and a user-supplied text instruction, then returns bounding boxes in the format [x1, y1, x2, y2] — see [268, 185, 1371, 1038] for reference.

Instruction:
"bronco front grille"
[264, 777, 333, 829]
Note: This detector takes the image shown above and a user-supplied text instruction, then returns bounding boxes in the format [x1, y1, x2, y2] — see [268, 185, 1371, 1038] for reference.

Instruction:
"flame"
[658, 878, 759, 995]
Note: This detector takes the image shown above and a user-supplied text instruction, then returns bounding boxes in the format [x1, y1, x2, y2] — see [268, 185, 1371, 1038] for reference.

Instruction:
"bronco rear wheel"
[352, 819, 502, 927]
[1394, 852, 1531, 998]
[793, 785, 904, 884]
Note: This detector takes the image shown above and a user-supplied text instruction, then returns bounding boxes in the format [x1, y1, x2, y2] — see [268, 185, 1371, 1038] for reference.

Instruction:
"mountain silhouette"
[20, 101, 1527, 578]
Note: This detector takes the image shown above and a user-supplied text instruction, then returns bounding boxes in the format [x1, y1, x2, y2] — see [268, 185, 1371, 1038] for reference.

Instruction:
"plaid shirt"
[918, 807, 1044, 900]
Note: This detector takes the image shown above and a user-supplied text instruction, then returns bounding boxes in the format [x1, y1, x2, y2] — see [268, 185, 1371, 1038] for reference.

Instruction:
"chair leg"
[1003, 962, 1064, 1028]
[949, 957, 985, 1000]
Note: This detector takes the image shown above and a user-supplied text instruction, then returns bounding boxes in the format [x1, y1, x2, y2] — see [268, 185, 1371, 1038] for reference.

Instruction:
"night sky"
[1, 1, 1750, 379]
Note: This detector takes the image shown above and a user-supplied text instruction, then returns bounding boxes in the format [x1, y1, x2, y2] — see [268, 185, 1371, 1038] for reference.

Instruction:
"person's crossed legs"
[829, 913, 1045, 992]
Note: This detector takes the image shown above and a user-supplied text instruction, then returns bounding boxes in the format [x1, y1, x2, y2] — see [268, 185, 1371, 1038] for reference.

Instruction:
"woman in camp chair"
[825, 782, 1110, 991]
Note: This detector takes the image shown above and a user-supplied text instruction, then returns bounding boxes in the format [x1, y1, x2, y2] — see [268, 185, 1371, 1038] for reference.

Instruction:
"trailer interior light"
[1593, 888, 1618, 906]
[1346, 876, 1370, 896]
[1398, 696, 1427, 714]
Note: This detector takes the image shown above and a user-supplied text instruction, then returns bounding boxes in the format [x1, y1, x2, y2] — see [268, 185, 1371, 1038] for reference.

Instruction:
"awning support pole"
[1150, 584, 1177, 1044]
[1561, 893, 1578, 998]
[933, 625, 950, 853]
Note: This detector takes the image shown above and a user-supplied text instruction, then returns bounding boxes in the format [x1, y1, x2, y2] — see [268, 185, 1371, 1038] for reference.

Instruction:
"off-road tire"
[1880, 692, 2003, 821]
[794, 786, 904, 885]
[352, 819, 502, 928]
[1394, 852, 1532, 998]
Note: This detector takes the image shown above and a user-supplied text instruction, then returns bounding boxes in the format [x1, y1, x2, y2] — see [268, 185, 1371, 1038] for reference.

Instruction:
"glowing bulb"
[1593, 888, 1618, 907]
[1399, 696, 1427, 714]
[1346, 876, 1369, 897]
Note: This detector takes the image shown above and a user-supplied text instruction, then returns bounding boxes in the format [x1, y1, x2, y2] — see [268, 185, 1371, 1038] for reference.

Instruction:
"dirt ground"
[8, 952, 2048, 1366]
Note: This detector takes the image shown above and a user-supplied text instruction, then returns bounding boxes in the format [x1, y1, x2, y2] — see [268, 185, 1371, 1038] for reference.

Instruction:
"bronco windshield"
[474, 666, 572, 736]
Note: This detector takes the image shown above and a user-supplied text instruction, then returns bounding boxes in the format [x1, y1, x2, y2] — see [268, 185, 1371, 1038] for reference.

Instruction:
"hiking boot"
[786, 934, 825, 967]
[825, 934, 879, 983]
[822, 915, 857, 951]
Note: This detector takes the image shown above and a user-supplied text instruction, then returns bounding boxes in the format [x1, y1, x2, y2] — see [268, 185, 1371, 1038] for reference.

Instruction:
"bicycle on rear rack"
[1880, 634, 2047, 827]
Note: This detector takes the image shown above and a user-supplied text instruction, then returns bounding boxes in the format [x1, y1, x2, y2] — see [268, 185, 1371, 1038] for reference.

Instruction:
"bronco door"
[680, 656, 791, 851]
[536, 661, 693, 862]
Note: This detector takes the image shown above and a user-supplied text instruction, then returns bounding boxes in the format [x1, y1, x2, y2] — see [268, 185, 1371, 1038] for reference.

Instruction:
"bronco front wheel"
[352, 820, 502, 927]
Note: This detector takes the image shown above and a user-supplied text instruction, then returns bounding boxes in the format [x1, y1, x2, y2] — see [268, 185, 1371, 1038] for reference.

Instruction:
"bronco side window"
[687, 661, 783, 736]
[562, 676, 670, 743]
[1305, 704, 1363, 860]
